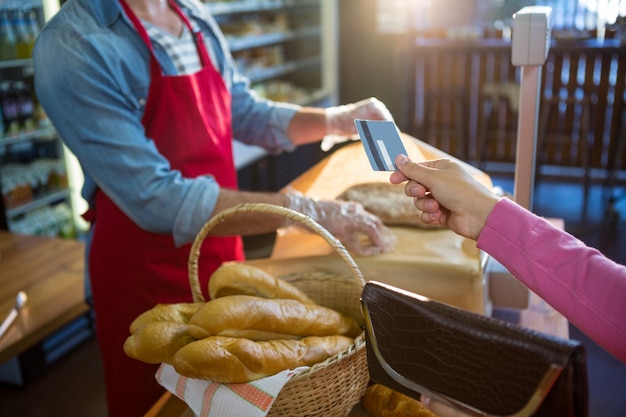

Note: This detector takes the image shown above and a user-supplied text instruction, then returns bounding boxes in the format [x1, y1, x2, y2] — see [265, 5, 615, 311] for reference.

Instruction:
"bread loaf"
[337, 182, 444, 229]
[361, 384, 438, 417]
[188, 295, 361, 340]
[208, 263, 315, 304]
[129, 302, 202, 334]
[172, 335, 353, 383]
[123, 322, 196, 365]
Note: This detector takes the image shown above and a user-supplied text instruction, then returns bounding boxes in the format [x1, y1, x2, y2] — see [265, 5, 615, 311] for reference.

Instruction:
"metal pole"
[514, 65, 542, 210]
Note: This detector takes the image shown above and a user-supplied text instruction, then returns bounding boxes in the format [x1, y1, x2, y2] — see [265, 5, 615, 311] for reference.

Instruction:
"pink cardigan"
[477, 198, 626, 363]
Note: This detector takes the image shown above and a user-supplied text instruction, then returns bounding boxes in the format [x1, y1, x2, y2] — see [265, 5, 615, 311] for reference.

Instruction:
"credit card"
[354, 119, 408, 171]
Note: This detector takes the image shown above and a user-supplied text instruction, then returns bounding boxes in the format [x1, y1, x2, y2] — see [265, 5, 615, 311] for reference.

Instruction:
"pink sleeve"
[477, 198, 626, 363]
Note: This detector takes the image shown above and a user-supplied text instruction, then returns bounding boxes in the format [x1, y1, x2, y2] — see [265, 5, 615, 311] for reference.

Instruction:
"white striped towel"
[156, 364, 309, 417]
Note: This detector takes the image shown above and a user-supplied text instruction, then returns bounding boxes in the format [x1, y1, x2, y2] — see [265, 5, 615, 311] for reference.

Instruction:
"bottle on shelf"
[25, 4, 40, 43]
[0, 81, 20, 137]
[0, 6, 17, 61]
[12, 6, 33, 59]
[14, 80, 35, 133]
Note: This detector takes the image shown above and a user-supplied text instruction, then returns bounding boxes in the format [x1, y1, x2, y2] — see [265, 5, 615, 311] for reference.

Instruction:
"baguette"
[129, 302, 202, 334]
[172, 335, 353, 383]
[188, 295, 361, 340]
[209, 263, 315, 304]
[361, 384, 438, 417]
[337, 182, 444, 229]
[123, 322, 196, 365]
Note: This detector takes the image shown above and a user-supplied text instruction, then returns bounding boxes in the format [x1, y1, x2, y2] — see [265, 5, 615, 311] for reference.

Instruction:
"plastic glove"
[321, 97, 394, 152]
[285, 191, 396, 256]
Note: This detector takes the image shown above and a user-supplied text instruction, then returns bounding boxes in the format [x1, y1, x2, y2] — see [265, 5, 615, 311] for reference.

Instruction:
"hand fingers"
[413, 194, 439, 213]
[395, 155, 455, 191]
[389, 170, 408, 184]
[331, 203, 396, 256]
[365, 98, 394, 121]
[421, 396, 472, 417]
[405, 180, 429, 198]
[360, 218, 396, 255]
[357, 214, 396, 254]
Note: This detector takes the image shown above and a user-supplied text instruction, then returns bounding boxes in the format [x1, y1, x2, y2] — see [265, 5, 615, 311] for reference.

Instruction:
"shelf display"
[205, 0, 340, 191]
[2, 1, 339, 232]
[0, 1, 76, 238]
[205, 0, 337, 106]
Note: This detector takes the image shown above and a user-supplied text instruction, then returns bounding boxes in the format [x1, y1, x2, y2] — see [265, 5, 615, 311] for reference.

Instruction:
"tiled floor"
[0, 176, 625, 417]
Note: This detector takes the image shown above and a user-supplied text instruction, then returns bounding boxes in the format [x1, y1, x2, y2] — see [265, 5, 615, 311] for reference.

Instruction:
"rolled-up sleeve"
[227, 68, 300, 154]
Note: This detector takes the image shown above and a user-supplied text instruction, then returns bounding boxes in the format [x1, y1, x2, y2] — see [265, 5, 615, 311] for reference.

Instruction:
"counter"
[0, 232, 89, 366]
[260, 135, 492, 314]
[145, 135, 568, 417]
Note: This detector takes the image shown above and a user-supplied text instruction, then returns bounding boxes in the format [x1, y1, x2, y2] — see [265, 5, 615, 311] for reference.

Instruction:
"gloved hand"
[321, 97, 394, 152]
[285, 191, 396, 256]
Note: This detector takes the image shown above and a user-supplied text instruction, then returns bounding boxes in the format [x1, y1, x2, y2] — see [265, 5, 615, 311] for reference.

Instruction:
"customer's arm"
[390, 155, 626, 363]
[391, 155, 626, 416]
[478, 197, 626, 363]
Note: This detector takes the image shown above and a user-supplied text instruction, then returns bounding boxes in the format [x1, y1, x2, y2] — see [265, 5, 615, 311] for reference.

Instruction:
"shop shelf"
[6, 188, 71, 218]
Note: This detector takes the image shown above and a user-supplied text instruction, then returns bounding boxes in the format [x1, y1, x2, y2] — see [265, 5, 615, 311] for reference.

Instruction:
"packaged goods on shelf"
[0, 80, 20, 137]
[0, 3, 75, 238]
[0, 7, 17, 61]
[8, 202, 75, 238]
[252, 80, 309, 103]
[1, 159, 68, 209]
[0, 3, 41, 61]
[1, 163, 33, 208]
[0, 79, 36, 138]
[234, 45, 286, 77]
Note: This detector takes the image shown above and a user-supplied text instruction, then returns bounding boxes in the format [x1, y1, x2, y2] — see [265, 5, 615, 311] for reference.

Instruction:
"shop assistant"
[33, 0, 396, 415]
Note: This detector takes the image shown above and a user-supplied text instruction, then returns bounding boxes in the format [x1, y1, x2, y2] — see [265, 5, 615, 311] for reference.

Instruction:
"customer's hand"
[286, 192, 396, 256]
[389, 155, 500, 241]
[322, 97, 394, 151]
[421, 395, 473, 417]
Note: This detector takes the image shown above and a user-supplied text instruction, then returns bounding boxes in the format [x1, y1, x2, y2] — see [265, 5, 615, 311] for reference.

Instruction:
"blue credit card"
[354, 119, 408, 171]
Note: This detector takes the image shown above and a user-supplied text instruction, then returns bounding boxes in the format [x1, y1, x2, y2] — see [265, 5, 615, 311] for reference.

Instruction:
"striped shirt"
[143, 19, 202, 75]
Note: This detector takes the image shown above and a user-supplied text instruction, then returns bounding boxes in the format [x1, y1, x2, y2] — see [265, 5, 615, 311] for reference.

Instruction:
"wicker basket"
[187, 203, 369, 417]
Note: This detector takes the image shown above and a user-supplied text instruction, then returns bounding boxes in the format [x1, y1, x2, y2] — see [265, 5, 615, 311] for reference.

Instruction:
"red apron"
[89, 2, 244, 416]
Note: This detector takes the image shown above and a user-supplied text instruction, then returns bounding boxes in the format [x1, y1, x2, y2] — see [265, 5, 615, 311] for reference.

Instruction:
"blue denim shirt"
[33, 0, 299, 247]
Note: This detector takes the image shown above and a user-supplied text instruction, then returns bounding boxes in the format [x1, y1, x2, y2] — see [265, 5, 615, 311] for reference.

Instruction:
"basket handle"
[188, 203, 367, 303]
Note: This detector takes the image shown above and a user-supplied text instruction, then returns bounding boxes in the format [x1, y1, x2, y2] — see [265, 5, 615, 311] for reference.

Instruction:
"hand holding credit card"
[354, 120, 408, 171]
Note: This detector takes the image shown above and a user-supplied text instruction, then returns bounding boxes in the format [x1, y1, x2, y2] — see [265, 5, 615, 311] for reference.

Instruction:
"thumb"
[395, 154, 440, 189]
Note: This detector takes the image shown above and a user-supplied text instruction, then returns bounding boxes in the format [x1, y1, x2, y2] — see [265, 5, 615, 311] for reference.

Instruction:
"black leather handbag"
[361, 281, 588, 417]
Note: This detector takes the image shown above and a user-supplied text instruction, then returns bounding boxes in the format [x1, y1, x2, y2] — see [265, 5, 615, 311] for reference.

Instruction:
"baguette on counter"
[362, 384, 438, 417]
[337, 182, 444, 229]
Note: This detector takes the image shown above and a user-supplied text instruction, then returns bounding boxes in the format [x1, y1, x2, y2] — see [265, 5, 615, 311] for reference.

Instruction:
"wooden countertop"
[0, 231, 89, 364]
[266, 135, 492, 314]
[285, 134, 492, 196]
